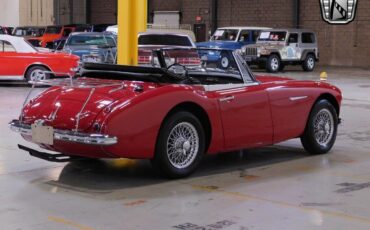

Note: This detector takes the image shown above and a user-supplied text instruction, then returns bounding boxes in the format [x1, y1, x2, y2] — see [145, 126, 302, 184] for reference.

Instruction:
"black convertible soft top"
[80, 62, 181, 83]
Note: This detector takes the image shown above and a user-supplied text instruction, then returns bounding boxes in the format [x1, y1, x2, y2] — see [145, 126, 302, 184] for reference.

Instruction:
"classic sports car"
[10, 48, 342, 178]
[0, 35, 79, 81]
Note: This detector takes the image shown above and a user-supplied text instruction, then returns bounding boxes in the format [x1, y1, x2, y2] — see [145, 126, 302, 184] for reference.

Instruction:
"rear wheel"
[152, 111, 205, 178]
[25, 66, 50, 82]
[301, 100, 338, 154]
[218, 54, 230, 69]
[302, 54, 316, 72]
[266, 54, 281, 73]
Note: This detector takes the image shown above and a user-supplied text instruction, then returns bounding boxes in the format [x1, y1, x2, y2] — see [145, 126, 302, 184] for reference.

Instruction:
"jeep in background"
[242, 29, 319, 72]
[196, 27, 270, 62]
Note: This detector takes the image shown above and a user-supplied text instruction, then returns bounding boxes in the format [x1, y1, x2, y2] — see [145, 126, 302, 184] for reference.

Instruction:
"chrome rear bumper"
[9, 120, 117, 146]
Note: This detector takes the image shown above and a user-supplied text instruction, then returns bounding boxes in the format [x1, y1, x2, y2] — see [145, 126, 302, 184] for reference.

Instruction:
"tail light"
[176, 57, 201, 66]
[138, 55, 152, 65]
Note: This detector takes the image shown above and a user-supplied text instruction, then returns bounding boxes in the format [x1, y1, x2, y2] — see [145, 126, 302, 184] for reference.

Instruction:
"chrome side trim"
[290, 96, 308, 101]
[9, 120, 117, 146]
[0, 76, 24, 80]
[219, 96, 235, 102]
[203, 82, 259, 92]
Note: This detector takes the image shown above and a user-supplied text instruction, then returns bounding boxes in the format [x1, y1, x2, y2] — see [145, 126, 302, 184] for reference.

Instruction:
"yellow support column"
[117, 0, 147, 66]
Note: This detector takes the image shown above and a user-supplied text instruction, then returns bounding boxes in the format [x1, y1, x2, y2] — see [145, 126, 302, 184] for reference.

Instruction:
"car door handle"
[219, 96, 235, 102]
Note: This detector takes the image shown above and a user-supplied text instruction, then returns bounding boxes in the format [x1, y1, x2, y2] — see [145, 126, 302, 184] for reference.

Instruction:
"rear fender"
[100, 85, 223, 159]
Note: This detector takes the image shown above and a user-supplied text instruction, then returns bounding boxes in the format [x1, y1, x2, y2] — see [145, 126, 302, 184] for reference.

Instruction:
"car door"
[286, 33, 302, 60]
[214, 83, 273, 150]
[0, 40, 23, 78]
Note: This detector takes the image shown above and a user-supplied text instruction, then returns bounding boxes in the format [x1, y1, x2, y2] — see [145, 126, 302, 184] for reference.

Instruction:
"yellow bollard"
[320, 71, 328, 81]
[117, 0, 147, 66]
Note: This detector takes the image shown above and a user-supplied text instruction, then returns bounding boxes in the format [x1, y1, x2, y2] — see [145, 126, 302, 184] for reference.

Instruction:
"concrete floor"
[0, 66, 370, 230]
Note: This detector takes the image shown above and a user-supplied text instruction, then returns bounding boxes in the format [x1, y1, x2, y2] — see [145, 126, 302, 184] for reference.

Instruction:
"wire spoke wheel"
[313, 108, 334, 147]
[301, 100, 338, 155]
[167, 122, 199, 169]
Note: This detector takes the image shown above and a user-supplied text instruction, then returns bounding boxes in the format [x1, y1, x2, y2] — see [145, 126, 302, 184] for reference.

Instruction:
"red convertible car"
[0, 35, 79, 81]
[10, 49, 342, 178]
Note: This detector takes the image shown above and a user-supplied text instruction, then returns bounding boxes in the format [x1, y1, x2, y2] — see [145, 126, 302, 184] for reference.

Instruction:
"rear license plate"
[31, 124, 54, 145]
[84, 56, 99, 63]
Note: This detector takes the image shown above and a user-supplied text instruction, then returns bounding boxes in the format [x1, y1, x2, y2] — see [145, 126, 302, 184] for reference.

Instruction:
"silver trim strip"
[9, 120, 117, 146]
[290, 96, 308, 101]
[219, 96, 235, 102]
[0, 76, 24, 80]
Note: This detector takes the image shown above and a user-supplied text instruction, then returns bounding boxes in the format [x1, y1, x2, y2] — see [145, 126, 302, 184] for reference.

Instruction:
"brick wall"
[218, 0, 293, 28]
[153, 0, 370, 67]
[90, 0, 117, 24]
[88, 0, 370, 68]
[300, 0, 370, 67]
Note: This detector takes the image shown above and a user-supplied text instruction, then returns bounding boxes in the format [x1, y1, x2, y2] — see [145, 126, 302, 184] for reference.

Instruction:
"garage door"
[153, 11, 180, 28]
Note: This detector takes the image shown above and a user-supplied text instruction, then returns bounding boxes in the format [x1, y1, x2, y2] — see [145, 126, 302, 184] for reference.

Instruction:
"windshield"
[139, 34, 193, 47]
[211, 29, 239, 41]
[45, 26, 62, 34]
[66, 35, 116, 47]
[156, 49, 245, 83]
[258, 31, 287, 42]
[13, 28, 45, 37]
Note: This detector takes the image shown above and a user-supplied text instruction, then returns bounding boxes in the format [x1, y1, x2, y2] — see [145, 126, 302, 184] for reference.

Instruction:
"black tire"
[218, 55, 230, 69]
[301, 99, 338, 155]
[258, 62, 266, 69]
[266, 54, 281, 73]
[152, 111, 205, 179]
[302, 54, 316, 72]
[279, 63, 285, 71]
[25, 66, 50, 82]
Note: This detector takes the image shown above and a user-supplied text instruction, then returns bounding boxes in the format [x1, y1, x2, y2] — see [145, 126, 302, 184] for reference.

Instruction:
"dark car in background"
[91, 24, 115, 32]
[138, 32, 200, 66]
[63, 32, 117, 64]
[0, 27, 7, 34]
[12, 26, 46, 39]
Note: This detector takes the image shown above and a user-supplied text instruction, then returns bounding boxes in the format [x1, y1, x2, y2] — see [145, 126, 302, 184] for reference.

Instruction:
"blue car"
[63, 32, 117, 64]
[196, 27, 270, 65]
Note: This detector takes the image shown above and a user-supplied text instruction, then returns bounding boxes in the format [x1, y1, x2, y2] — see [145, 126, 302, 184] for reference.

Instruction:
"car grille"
[244, 47, 258, 56]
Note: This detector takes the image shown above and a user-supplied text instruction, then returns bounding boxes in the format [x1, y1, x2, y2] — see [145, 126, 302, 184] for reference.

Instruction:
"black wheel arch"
[303, 93, 340, 136]
[301, 50, 317, 61]
[159, 102, 212, 153]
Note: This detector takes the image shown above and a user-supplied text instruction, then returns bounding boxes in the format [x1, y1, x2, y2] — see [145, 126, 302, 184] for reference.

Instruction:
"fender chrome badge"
[320, 0, 358, 24]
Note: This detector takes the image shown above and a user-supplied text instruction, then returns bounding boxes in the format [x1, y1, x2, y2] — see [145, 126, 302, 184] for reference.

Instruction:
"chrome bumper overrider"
[9, 120, 117, 146]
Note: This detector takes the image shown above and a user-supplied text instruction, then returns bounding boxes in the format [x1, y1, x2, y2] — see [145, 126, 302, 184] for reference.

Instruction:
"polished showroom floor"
[1, 66, 370, 230]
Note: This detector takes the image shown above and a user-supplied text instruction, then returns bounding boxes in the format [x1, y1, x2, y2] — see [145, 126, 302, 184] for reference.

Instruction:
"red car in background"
[27, 24, 92, 49]
[28, 25, 74, 48]
[0, 35, 79, 81]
